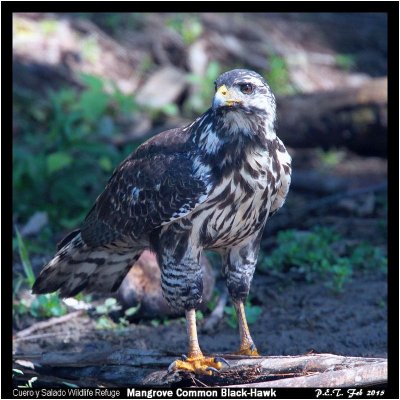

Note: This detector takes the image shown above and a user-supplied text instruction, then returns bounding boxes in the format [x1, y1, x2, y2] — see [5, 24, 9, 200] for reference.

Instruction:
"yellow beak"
[212, 85, 242, 109]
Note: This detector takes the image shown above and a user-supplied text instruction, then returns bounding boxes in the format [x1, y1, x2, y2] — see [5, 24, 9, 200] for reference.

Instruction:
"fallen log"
[228, 361, 387, 388]
[277, 77, 387, 157]
[263, 182, 387, 236]
[13, 349, 387, 388]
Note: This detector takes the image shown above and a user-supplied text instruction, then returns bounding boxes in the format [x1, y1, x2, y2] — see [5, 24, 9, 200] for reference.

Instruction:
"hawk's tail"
[32, 231, 141, 298]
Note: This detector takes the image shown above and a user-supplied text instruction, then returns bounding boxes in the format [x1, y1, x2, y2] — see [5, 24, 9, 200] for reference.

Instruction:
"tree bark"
[13, 349, 387, 388]
[277, 77, 387, 157]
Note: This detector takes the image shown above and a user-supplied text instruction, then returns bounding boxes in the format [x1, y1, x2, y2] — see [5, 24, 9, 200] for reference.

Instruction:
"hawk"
[33, 69, 292, 374]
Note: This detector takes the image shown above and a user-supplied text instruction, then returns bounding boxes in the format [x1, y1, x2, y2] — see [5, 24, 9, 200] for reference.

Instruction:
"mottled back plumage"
[33, 69, 292, 314]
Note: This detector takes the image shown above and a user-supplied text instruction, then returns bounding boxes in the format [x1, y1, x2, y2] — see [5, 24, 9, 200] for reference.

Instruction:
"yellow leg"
[234, 301, 259, 356]
[185, 307, 204, 360]
[169, 309, 226, 375]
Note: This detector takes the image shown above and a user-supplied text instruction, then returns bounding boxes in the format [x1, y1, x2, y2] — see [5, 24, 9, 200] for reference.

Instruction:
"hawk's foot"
[235, 343, 260, 356]
[168, 355, 228, 375]
[233, 301, 260, 356]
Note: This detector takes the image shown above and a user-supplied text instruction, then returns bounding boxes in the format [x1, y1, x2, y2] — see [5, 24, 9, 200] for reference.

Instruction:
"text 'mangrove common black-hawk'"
[33, 69, 292, 374]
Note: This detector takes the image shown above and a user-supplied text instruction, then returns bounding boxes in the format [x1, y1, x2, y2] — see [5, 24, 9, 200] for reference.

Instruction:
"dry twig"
[14, 311, 84, 339]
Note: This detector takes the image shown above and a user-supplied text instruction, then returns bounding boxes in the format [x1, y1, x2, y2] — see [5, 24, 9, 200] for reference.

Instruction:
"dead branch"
[291, 171, 348, 194]
[277, 77, 387, 157]
[14, 311, 84, 339]
[13, 349, 387, 388]
[227, 361, 387, 388]
[13, 332, 72, 343]
[202, 288, 228, 332]
[264, 182, 387, 235]
[299, 182, 387, 214]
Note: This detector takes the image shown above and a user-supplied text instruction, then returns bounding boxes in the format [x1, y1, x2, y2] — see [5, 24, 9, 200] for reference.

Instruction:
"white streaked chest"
[191, 149, 279, 248]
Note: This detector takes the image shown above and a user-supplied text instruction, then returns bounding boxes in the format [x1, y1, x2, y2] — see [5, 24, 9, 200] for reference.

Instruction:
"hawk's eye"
[214, 82, 217, 92]
[239, 83, 253, 95]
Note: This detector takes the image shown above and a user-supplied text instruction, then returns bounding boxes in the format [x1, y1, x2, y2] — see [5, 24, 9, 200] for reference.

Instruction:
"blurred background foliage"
[12, 12, 387, 324]
[13, 12, 304, 255]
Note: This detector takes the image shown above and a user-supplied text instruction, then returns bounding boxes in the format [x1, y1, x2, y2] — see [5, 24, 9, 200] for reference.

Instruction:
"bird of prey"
[33, 69, 292, 375]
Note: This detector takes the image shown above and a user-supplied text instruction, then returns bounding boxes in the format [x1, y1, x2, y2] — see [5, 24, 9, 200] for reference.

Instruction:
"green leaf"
[15, 227, 35, 286]
[79, 90, 109, 122]
[95, 305, 108, 314]
[224, 306, 237, 329]
[118, 317, 129, 328]
[95, 315, 115, 330]
[79, 73, 104, 91]
[13, 369, 24, 375]
[335, 54, 356, 71]
[246, 305, 262, 325]
[98, 116, 115, 137]
[125, 304, 141, 317]
[30, 294, 67, 318]
[96, 298, 121, 315]
[206, 61, 221, 80]
[112, 90, 137, 115]
[59, 212, 86, 230]
[196, 310, 204, 321]
[47, 152, 73, 175]
[105, 298, 117, 308]
[13, 237, 19, 252]
[99, 156, 113, 172]
[161, 103, 178, 116]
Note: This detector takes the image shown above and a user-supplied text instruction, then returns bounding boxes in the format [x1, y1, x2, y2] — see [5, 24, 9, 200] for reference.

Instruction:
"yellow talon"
[169, 355, 223, 375]
[235, 346, 260, 356]
[234, 301, 260, 357]
[170, 310, 226, 375]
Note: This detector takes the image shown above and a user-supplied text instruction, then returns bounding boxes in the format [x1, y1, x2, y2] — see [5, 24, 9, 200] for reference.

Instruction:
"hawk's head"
[193, 69, 277, 156]
[212, 69, 276, 126]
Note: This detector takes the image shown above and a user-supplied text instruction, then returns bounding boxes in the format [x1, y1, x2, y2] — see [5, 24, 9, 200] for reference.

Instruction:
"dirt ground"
[13, 271, 387, 360]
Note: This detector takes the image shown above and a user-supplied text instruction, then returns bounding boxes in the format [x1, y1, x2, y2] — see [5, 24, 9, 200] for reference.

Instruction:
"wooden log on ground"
[277, 77, 387, 157]
[263, 182, 387, 236]
[13, 349, 387, 388]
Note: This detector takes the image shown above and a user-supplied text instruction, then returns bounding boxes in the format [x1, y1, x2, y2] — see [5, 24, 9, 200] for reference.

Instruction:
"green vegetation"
[185, 61, 222, 115]
[204, 287, 263, 329]
[265, 55, 295, 96]
[13, 228, 67, 323]
[70, 13, 145, 35]
[205, 288, 220, 312]
[13, 73, 138, 236]
[39, 19, 58, 35]
[166, 14, 203, 45]
[18, 376, 37, 389]
[13, 74, 141, 324]
[150, 317, 172, 327]
[13, 55, 293, 249]
[15, 228, 36, 287]
[14, 368, 35, 389]
[259, 227, 387, 293]
[224, 299, 262, 329]
[316, 148, 346, 169]
[335, 54, 356, 71]
[94, 298, 140, 330]
[14, 293, 67, 320]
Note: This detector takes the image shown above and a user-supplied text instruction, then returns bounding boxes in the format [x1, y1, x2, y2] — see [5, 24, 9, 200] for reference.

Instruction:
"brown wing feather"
[80, 128, 212, 247]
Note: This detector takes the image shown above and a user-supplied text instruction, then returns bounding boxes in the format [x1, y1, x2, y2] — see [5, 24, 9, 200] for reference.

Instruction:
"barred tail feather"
[32, 232, 141, 298]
